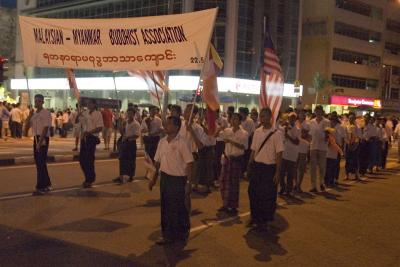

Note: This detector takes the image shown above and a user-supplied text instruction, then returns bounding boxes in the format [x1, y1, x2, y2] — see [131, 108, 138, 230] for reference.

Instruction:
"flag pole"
[188, 42, 212, 124]
[112, 71, 121, 152]
[188, 7, 218, 123]
[150, 71, 163, 114]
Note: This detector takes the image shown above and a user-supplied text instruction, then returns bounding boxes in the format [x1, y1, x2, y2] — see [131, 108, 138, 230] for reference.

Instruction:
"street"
[0, 151, 399, 266]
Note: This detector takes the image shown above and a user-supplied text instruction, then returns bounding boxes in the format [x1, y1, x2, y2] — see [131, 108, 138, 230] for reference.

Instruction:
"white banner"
[19, 8, 217, 71]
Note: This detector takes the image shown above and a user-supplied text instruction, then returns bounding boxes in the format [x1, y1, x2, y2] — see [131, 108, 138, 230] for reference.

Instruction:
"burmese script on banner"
[19, 8, 217, 71]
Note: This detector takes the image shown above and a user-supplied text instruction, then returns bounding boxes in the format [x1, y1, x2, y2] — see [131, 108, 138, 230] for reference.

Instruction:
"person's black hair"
[260, 107, 272, 117]
[232, 112, 241, 121]
[128, 103, 134, 107]
[315, 105, 323, 112]
[187, 104, 199, 115]
[171, 104, 182, 115]
[168, 115, 182, 130]
[227, 106, 235, 113]
[127, 107, 135, 114]
[88, 99, 97, 106]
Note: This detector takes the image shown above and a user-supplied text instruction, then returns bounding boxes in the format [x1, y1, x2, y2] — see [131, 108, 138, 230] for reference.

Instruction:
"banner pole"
[151, 71, 163, 114]
[112, 71, 121, 152]
[23, 66, 34, 139]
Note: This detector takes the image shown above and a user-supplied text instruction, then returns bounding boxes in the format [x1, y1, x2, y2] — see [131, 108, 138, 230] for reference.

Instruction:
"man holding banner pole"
[79, 99, 103, 188]
[26, 94, 52, 195]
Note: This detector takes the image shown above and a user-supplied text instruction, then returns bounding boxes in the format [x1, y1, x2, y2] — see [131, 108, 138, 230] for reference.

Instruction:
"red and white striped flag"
[65, 69, 80, 100]
[259, 29, 284, 124]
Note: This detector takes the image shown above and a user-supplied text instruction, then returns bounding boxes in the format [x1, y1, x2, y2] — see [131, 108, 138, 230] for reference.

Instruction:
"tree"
[312, 72, 335, 106]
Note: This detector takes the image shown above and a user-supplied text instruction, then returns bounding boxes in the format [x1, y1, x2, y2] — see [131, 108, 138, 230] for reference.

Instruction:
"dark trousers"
[248, 162, 277, 224]
[160, 172, 190, 241]
[334, 154, 341, 181]
[11, 121, 20, 138]
[279, 159, 296, 193]
[0, 120, 2, 138]
[214, 141, 225, 180]
[33, 136, 51, 190]
[143, 136, 160, 162]
[118, 139, 137, 178]
[15, 122, 22, 138]
[325, 157, 337, 186]
[79, 135, 98, 183]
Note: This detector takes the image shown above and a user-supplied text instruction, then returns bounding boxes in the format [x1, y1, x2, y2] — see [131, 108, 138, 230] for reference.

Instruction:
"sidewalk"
[0, 137, 144, 166]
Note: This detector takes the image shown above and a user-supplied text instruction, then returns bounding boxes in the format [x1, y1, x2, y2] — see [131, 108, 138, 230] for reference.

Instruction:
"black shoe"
[82, 182, 93, 188]
[279, 189, 286, 196]
[227, 208, 238, 216]
[44, 186, 52, 192]
[310, 188, 318, 193]
[127, 177, 134, 183]
[320, 185, 326, 192]
[246, 220, 256, 228]
[217, 206, 228, 212]
[156, 237, 174, 245]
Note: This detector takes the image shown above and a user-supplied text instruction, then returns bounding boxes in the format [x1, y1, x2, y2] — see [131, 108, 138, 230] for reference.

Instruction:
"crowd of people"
[16, 95, 400, 246]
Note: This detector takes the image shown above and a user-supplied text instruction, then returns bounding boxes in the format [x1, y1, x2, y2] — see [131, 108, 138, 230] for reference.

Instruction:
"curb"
[0, 151, 144, 167]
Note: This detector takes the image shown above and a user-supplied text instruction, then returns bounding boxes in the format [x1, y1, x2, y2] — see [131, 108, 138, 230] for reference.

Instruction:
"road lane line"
[0, 180, 144, 201]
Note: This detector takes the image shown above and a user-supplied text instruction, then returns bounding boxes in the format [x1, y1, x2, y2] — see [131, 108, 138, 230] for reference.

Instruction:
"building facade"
[12, 0, 301, 110]
[300, 0, 400, 114]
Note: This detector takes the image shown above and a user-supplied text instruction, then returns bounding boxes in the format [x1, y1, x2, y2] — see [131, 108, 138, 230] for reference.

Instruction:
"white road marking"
[0, 180, 143, 201]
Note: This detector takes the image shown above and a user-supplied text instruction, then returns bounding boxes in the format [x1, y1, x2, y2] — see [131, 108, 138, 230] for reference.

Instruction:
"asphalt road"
[0, 152, 399, 266]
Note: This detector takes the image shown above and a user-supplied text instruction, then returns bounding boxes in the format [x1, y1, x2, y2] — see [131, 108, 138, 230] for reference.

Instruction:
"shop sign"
[331, 95, 381, 108]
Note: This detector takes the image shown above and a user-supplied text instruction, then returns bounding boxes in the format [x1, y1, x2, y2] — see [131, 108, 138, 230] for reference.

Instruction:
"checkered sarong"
[219, 155, 243, 209]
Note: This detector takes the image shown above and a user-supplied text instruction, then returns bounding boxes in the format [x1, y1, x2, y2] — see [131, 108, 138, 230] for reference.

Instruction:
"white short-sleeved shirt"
[334, 124, 346, 147]
[282, 126, 300, 162]
[31, 109, 52, 137]
[10, 108, 22, 123]
[140, 116, 163, 136]
[222, 127, 248, 157]
[154, 134, 194, 177]
[62, 113, 69, 124]
[179, 120, 206, 152]
[242, 117, 256, 136]
[327, 129, 341, 159]
[309, 118, 330, 151]
[251, 127, 284, 165]
[81, 110, 104, 137]
[364, 124, 378, 140]
[125, 120, 140, 138]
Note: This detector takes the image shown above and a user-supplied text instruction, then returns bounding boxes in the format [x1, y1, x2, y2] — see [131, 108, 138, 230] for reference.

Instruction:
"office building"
[301, 0, 400, 114]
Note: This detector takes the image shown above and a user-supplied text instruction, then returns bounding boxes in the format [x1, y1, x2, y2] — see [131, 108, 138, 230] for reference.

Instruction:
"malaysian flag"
[259, 29, 284, 124]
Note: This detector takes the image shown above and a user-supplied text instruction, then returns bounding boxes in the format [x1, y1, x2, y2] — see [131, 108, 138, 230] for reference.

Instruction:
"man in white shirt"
[296, 110, 310, 193]
[10, 103, 23, 138]
[219, 113, 248, 215]
[79, 99, 104, 188]
[394, 119, 400, 162]
[26, 94, 52, 195]
[141, 106, 164, 162]
[214, 109, 229, 183]
[279, 112, 300, 196]
[247, 107, 284, 231]
[149, 116, 193, 245]
[309, 105, 330, 192]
